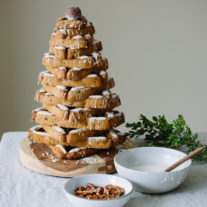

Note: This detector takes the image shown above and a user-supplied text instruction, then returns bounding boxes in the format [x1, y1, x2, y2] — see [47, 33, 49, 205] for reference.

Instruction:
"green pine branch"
[125, 114, 207, 161]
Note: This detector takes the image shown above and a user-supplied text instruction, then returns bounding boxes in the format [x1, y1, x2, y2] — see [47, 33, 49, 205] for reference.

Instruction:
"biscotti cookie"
[28, 127, 112, 149]
[85, 91, 121, 109]
[43, 104, 106, 121]
[47, 145, 98, 159]
[69, 136, 112, 149]
[46, 57, 108, 81]
[67, 40, 102, 59]
[38, 71, 108, 88]
[39, 72, 102, 88]
[42, 126, 96, 144]
[121, 137, 133, 149]
[28, 125, 70, 145]
[66, 41, 100, 59]
[42, 85, 99, 102]
[55, 16, 88, 30]
[47, 67, 67, 79]
[50, 44, 96, 60]
[31, 108, 125, 130]
[66, 147, 98, 159]
[48, 145, 98, 160]
[41, 124, 121, 146]
[28, 125, 94, 146]
[40, 76, 114, 102]
[28, 125, 127, 148]
[55, 24, 95, 39]
[49, 33, 93, 49]
[35, 89, 87, 108]
[43, 53, 95, 69]
[65, 58, 108, 80]
[66, 66, 108, 81]
[35, 89, 121, 109]
[49, 40, 102, 60]
[47, 64, 108, 81]
[47, 144, 68, 159]
[43, 51, 108, 69]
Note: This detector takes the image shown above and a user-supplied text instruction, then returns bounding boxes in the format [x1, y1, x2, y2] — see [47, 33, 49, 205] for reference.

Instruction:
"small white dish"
[114, 147, 192, 194]
[64, 174, 133, 207]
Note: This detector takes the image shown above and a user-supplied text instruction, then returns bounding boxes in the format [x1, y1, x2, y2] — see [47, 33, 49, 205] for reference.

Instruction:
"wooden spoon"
[165, 146, 207, 172]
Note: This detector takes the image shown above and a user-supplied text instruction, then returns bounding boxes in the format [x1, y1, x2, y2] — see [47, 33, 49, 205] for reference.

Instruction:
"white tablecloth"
[0, 132, 207, 207]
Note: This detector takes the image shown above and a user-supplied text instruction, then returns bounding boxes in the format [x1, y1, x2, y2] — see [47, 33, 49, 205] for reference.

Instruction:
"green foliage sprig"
[125, 114, 207, 161]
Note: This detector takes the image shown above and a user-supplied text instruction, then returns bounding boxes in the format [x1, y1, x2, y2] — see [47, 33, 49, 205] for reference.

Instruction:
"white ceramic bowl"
[64, 174, 133, 207]
[114, 147, 192, 194]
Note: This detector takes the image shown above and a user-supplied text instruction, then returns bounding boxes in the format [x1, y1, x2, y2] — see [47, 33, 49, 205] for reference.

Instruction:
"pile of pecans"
[74, 183, 125, 200]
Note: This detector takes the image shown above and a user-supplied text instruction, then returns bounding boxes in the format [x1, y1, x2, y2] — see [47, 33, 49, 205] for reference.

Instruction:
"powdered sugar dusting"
[52, 126, 65, 134]
[70, 128, 83, 133]
[85, 34, 91, 39]
[55, 46, 65, 49]
[45, 92, 52, 96]
[33, 107, 44, 112]
[87, 74, 97, 78]
[88, 136, 106, 145]
[71, 108, 87, 112]
[78, 56, 89, 59]
[72, 68, 81, 71]
[56, 85, 66, 90]
[59, 29, 67, 35]
[40, 71, 55, 77]
[38, 110, 53, 116]
[109, 130, 118, 138]
[92, 52, 100, 62]
[106, 112, 115, 118]
[100, 70, 106, 75]
[102, 90, 110, 96]
[89, 95, 103, 99]
[76, 156, 97, 164]
[59, 67, 66, 70]
[69, 147, 86, 153]
[88, 117, 106, 121]
[72, 35, 83, 39]
[50, 154, 59, 163]
[31, 125, 48, 136]
[39, 88, 46, 93]
[71, 86, 84, 91]
[56, 145, 67, 154]
[44, 53, 54, 58]
[57, 104, 68, 111]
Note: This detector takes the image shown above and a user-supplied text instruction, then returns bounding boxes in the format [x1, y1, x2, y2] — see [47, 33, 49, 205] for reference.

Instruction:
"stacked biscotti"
[28, 6, 126, 160]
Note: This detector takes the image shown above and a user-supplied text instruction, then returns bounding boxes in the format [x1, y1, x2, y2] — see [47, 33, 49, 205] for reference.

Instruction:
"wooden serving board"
[19, 137, 118, 177]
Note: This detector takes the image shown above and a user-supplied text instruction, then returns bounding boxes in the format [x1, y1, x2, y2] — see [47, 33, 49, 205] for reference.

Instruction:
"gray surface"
[0, 132, 207, 207]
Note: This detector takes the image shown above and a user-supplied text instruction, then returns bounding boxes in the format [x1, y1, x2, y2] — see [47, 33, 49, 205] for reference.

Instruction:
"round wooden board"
[19, 137, 118, 177]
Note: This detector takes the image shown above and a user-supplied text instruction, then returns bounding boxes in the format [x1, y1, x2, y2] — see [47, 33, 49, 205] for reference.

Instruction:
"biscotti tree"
[28, 6, 127, 161]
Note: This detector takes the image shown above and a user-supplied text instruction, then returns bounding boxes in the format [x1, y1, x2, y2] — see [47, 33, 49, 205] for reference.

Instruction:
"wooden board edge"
[19, 137, 107, 177]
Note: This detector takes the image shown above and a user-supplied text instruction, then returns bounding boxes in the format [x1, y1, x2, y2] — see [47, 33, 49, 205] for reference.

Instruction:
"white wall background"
[1, 0, 207, 137]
